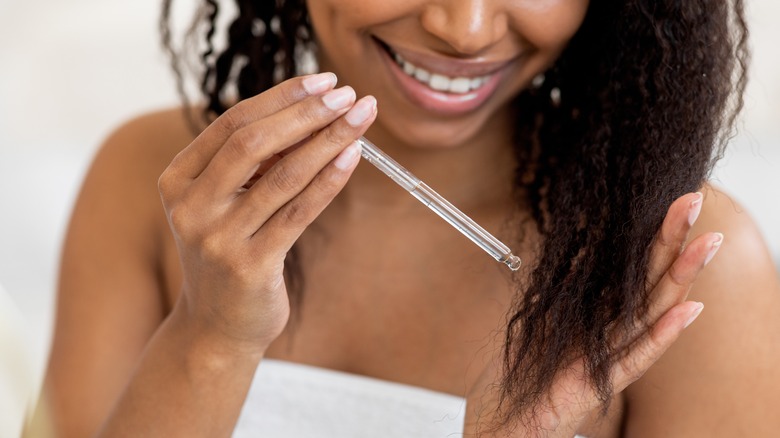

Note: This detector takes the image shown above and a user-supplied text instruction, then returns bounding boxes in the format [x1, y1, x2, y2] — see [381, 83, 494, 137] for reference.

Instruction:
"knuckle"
[321, 123, 356, 150]
[278, 199, 313, 227]
[320, 123, 349, 148]
[654, 230, 674, 250]
[224, 127, 262, 160]
[655, 219, 687, 250]
[617, 358, 641, 385]
[636, 343, 662, 373]
[537, 408, 562, 432]
[277, 78, 305, 105]
[165, 193, 205, 240]
[167, 202, 193, 235]
[249, 230, 286, 268]
[217, 104, 244, 134]
[157, 168, 175, 198]
[615, 334, 657, 385]
[223, 257, 253, 285]
[644, 268, 661, 290]
[314, 166, 347, 196]
[618, 347, 649, 384]
[665, 262, 691, 288]
[266, 162, 302, 194]
[199, 232, 228, 261]
[296, 96, 329, 126]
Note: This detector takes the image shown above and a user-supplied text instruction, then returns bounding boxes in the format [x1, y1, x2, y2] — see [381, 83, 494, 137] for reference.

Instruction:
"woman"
[40, 0, 780, 436]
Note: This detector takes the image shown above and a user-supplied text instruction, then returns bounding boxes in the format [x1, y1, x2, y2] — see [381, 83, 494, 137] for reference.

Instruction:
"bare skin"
[39, 0, 780, 436]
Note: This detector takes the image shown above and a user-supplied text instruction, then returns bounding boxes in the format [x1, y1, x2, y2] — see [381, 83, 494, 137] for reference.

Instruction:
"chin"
[372, 113, 491, 151]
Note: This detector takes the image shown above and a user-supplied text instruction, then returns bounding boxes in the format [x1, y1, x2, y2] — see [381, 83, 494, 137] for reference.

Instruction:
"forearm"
[97, 302, 264, 437]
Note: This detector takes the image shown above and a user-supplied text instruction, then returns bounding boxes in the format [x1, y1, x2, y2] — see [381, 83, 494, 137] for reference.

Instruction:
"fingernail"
[684, 302, 704, 329]
[322, 86, 356, 110]
[302, 72, 337, 95]
[688, 192, 703, 226]
[333, 141, 362, 170]
[345, 96, 376, 126]
[703, 233, 724, 266]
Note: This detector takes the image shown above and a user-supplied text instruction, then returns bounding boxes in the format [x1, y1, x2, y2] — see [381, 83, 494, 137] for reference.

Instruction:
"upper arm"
[42, 111, 186, 436]
[623, 185, 780, 436]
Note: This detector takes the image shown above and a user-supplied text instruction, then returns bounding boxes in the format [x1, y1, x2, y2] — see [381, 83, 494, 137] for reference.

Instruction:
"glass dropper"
[356, 137, 521, 271]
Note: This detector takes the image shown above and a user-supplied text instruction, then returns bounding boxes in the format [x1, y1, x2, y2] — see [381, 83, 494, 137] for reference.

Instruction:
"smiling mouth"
[375, 39, 495, 95]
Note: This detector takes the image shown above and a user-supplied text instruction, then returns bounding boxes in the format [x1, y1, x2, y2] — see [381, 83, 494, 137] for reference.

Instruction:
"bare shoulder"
[77, 106, 199, 235]
[690, 184, 778, 311]
[69, 107, 198, 251]
[623, 184, 780, 436]
[68, 107, 197, 248]
[95, 107, 197, 183]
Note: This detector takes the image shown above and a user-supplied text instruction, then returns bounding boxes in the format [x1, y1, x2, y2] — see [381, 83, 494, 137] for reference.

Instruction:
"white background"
[0, 0, 778, 431]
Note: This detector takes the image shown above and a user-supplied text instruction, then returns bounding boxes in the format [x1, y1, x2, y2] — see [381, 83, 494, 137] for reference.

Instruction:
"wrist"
[166, 296, 269, 368]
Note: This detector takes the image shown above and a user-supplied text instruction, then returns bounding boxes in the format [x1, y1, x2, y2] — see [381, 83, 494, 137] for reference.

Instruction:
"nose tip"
[421, 2, 507, 55]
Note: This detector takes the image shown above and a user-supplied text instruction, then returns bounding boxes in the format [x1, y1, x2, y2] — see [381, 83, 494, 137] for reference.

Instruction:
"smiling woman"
[35, 0, 780, 436]
[308, 0, 589, 146]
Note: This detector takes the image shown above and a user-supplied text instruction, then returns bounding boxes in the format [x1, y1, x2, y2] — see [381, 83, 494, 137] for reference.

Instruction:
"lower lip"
[377, 44, 507, 116]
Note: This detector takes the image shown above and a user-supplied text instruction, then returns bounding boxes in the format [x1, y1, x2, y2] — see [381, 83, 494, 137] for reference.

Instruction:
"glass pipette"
[356, 137, 521, 271]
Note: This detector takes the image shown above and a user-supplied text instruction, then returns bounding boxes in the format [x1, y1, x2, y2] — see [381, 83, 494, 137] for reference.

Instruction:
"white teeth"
[414, 68, 431, 83]
[391, 51, 491, 94]
[429, 74, 450, 91]
[450, 77, 471, 93]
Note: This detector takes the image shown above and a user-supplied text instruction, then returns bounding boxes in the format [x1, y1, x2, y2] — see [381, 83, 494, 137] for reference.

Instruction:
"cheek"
[306, 0, 424, 87]
[306, 0, 380, 63]
[509, 0, 590, 52]
[306, 0, 417, 41]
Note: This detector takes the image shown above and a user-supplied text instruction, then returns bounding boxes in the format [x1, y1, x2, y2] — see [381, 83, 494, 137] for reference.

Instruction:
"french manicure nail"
[322, 87, 356, 110]
[333, 141, 362, 170]
[688, 192, 703, 226]
[684, 302, 704, 328]
[302, 72, 337, 95]
[345, 96, 376, 126]
[703, 233, 724, 266]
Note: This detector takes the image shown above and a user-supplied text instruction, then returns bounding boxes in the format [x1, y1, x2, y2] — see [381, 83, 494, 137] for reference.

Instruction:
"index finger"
[168, 72, 338, 179]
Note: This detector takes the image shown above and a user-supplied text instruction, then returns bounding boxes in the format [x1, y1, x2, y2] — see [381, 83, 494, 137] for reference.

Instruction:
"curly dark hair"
[160, 0, 748, 427]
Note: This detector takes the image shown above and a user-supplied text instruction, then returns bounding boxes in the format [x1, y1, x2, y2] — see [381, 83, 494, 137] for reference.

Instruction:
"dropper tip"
[504, 255, 522, 271]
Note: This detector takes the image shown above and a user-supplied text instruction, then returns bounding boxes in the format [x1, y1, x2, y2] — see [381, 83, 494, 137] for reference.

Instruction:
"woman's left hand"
[464, 192, 723, 437]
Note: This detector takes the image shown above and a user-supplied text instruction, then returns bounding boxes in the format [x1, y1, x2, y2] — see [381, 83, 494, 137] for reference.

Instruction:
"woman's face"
[307, 0, 589, 149]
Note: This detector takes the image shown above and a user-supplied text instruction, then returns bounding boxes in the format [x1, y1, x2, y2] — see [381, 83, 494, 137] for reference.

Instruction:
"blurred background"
[0, 0, 778, 435]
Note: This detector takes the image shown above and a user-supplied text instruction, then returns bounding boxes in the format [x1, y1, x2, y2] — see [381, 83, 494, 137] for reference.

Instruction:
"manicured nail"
[703, 233, 724, 266]
[684, 302, 704, 328]
[345, 96, 376, 126]
[322, 86, 356, 110]
[688, 192, 703, 226]
[333, 141, 362, 170]
[302, 72, 337, 95]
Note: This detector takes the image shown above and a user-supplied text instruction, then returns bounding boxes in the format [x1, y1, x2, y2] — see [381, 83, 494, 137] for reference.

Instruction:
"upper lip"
[374, 37, 520, 78]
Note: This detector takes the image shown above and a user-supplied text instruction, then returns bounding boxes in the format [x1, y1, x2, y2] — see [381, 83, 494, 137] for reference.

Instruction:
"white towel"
[233, 359, 467, 437]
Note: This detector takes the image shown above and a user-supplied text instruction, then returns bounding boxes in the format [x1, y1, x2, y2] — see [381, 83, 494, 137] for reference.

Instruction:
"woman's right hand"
[157, 73, 376, 353]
